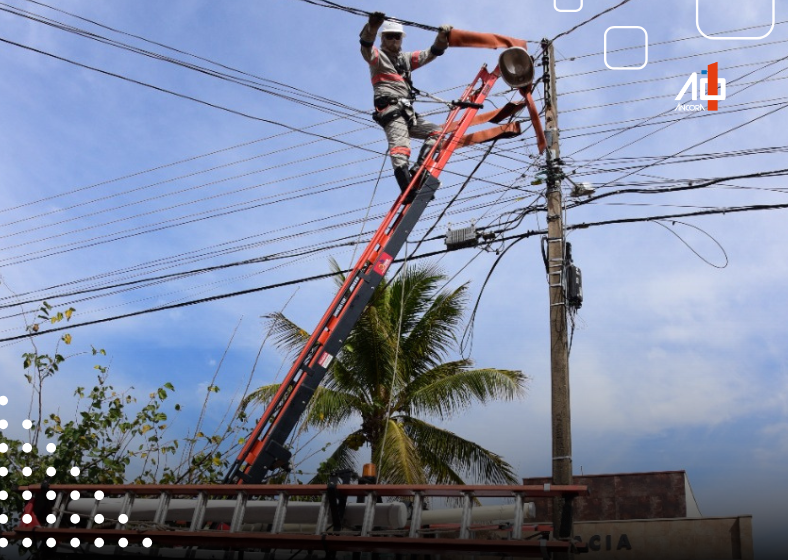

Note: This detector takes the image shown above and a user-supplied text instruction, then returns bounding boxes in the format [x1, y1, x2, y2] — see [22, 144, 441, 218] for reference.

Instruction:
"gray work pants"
[383, 106, 441, 170]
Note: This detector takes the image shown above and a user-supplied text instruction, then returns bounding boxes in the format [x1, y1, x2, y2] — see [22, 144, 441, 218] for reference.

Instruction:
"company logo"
[373, 252, 393, 276]
[675, 62, 725, 112]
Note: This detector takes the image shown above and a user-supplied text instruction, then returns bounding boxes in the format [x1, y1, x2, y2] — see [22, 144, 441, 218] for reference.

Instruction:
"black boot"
[394, 165, 411, 192]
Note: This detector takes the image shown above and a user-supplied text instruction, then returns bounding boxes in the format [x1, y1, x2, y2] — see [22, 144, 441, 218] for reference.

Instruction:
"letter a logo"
[675, 72, 698, 102]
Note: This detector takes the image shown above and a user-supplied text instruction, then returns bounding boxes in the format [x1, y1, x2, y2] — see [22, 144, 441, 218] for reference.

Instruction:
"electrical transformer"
[566, 264, 583, 309]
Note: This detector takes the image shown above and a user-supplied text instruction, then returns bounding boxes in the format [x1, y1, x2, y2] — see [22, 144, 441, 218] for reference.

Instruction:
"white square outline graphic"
[604, 26, 648, 71]
[696, 0, 774, 40]
[555, 0, 582, 13]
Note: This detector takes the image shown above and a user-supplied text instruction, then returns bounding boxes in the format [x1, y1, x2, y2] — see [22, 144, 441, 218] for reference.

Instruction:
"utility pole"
[541, 37, 573, 549]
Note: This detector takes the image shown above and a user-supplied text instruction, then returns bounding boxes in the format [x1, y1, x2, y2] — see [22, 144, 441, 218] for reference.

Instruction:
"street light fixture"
[498, 46, 534, 88]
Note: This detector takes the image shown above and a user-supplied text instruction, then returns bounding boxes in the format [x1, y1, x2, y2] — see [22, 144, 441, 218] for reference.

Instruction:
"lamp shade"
[498, 46, 534, 88]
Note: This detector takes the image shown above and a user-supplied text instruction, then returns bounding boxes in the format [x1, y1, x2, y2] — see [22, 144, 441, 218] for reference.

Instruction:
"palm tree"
[245, 261, 527, 485]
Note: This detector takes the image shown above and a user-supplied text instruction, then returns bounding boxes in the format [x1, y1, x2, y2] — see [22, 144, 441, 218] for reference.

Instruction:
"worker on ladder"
[359, 12, 452, 198]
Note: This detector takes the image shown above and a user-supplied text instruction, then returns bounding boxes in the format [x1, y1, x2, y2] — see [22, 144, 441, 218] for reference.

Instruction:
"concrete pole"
[541, 38, 574, 546]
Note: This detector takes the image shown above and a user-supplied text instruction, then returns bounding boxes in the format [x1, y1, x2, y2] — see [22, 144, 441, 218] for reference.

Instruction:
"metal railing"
[5, 483, 589, 557]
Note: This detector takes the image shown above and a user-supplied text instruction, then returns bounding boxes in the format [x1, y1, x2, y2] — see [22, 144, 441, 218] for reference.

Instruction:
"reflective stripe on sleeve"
[411, 51, 421, 70]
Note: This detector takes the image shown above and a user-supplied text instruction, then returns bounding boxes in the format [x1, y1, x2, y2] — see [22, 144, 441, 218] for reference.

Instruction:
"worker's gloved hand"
[368, 12, 386, 29]
[361, 11, 385, 45]
[432, 24, 452, 54]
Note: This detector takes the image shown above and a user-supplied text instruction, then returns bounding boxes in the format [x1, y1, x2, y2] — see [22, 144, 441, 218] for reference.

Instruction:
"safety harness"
[371, 50, 419, 128]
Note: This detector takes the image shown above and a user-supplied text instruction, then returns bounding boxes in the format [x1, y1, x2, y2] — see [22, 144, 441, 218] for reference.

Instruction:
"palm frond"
[376, 418, 427, 485]
[262, 311, 310, 361]
[242, 383, 281, 409]
[389, 262, 446, 337]
[328, 257, 347, 289]
[302, 386, 360, 430]
[402, 285, 469, 372]
[407, 366, 527, 419]
[401, 417, 519, 485]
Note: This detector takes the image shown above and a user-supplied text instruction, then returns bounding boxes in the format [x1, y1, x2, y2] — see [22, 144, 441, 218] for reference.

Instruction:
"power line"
[552, 0, 634, 42]
[556, 19, 788, 63]
[9, 196, 788, 344]
[5, 1, 364, 119]
[0, 35, 383, 155]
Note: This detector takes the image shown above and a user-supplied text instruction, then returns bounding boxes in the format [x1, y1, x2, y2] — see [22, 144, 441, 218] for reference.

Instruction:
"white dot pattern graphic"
[0, 393, 157, 550]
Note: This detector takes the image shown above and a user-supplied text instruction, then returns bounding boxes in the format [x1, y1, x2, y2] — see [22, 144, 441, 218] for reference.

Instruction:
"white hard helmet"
[379, 20, 406, 37]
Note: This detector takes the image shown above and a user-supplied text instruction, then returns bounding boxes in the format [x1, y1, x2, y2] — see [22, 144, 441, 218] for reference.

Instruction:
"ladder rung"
[85, 495, 101, 530]
[314, 493, 329, 535]
[408, 491, 424, 538]
[360, 491, 377, 537]
[153, 491, 171, 526]
[270, 492, 289, 534]
[189, 492, 207, 531]
[512, 493, 524, 539]
[459, 491, 473, 539]
[228, 492, 247, 533]
[51, 492, 65, 528]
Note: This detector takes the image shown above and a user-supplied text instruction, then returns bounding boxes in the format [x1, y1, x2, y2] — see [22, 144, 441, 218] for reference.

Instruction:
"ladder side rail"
[227, 64, 502, 485]
[417, 65, 497, 184]
[426, 66, 501, 181]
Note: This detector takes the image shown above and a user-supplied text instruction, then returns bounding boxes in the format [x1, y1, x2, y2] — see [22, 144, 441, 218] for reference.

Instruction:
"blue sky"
[0, 0, 786, 556]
